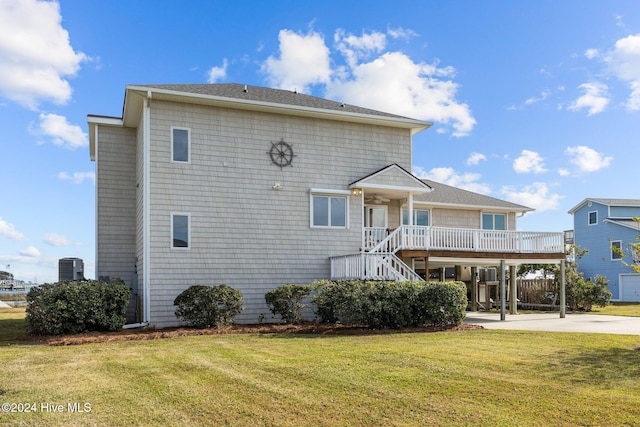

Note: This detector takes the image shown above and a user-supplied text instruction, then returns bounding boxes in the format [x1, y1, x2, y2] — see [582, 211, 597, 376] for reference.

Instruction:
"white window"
[172, 127, 190, 163]
[611, 240, 623, 260]
[482, 213, 506, 230]
[311, 193, 348, 228]
[402, 209, 430, 226]
[588, 211, 598, 226]
[172, 214, 190, 249]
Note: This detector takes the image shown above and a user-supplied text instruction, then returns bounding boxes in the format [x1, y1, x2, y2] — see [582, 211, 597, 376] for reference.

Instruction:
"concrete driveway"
[464, 311, 640, 335]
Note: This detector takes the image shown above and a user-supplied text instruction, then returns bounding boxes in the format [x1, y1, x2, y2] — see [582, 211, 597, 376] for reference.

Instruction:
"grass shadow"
[547, 344, 640, 387]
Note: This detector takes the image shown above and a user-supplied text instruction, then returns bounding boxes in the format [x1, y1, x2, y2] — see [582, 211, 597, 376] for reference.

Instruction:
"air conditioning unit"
[479, 268, 497, 282]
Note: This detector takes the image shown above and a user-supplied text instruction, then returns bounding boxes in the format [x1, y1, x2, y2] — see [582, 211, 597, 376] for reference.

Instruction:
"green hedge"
[265, 284, 312, 324]
[26, 280, 130, 335]
[174, 285, 244, 328]
[312, 280, 467, 328]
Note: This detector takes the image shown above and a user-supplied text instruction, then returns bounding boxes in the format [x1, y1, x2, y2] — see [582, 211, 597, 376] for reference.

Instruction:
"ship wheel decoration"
[268, 138, 295, 169]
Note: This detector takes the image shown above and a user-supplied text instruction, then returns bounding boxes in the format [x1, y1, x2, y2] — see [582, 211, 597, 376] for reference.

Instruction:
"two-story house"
[568, 198, 640, 301]
[89, 83, 565, 327]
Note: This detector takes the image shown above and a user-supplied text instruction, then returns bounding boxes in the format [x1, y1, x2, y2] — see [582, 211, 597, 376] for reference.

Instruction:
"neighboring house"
[88, 83, 565, 327]
[568, 198, 640, 301]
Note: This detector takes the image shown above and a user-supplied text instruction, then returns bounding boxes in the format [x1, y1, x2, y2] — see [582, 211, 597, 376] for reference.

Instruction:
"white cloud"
[567, 82, 610, 115]
[20, 246, 40, 257]
[585, 48, 599, 60]
[58, 171, 95, 184]
[513, 150, 547, 174]
[0, 217, 25, 241]
[557, 168, 570, 177]
[565, 145, 613, 172]
[262, 27, 476, 137]
[466, 152, 487, 166]
[0, 0, 87, 109]
[501, 182, 562, 212]
[43, 233, 77, 247]
[387, 26, 418, 41]
[207, 58, 228, 83]
[524, 89, 551, 106]
[413, 166, 491, 194]
[335, 29, 386, 68]
[262, 29, 332, 93]
[34, 113, 88, 149]
[602, 33, 640, 111]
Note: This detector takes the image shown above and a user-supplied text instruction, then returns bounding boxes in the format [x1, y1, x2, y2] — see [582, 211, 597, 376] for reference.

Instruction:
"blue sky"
[1, 0, 639, 283]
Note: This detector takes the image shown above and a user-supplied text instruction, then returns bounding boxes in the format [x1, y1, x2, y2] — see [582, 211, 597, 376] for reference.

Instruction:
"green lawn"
[1, 307, 639, 426]
[590, 302, 640, 317]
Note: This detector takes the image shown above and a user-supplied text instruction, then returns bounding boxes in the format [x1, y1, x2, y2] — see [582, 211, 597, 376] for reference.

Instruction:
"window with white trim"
[482, 213, 506, 230]
[172, 214, 190, 248]
[588, 211, 598, 226]
[611, 240, 623, 260]
[172, 127, 190, 163]
[402, 208, 430, 226]
[311, 194, 347, 228]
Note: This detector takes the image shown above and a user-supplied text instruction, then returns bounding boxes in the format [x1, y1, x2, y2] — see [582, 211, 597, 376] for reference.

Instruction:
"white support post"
[560, 259, 566, 318]
[500, 260, 506, 321]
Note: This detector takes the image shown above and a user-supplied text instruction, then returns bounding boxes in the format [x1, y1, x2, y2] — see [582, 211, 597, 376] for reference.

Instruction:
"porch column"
[509, 264, 518, 315]
[560, 260, 566, 318]
[500, 260, 506, 321]
[407, 193, 414, 226]
[471, 266, 478, 312]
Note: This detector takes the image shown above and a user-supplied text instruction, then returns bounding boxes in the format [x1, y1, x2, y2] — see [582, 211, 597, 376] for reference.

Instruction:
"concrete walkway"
[464, 311, 640, 335]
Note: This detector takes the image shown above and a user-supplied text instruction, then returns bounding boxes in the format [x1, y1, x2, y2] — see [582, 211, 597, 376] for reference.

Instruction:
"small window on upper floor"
[588, 211, 598, 226]
[482, 213, 506, 230]
[172, 127, 190, 163]
[611, 240, 623, 260]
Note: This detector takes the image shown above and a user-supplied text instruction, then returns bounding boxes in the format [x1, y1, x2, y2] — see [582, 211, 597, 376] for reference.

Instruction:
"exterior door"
[365, 206, 388, 246]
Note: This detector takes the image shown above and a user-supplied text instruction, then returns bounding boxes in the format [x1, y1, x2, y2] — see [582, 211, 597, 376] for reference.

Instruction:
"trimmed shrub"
[312, 280, 467, 328]
[265, 284, 312, 324]
[26, 280, 130, 335]
[174, 285, 244, 328]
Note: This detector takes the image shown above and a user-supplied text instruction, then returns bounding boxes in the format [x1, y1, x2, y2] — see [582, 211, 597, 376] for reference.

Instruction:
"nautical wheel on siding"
[268, 139, 294, 169]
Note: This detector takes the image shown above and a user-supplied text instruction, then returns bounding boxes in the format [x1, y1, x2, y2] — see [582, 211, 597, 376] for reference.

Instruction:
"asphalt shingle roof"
[415, 179, 533, 211]
[138, 83, 417, 121]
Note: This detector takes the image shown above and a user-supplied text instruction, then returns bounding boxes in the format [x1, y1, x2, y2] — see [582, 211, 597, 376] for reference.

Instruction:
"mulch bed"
[34, 322, 483, 346]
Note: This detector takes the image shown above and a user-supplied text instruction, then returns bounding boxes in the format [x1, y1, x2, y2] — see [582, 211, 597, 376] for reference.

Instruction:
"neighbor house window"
[611, 240, 623, 260]
[172, 127, 190, 163]
[311, 194, 347, 228]
[588, 211, 598, 226]
[402, 209, 430, 226]
[482, 213, 506, 230]
[172, 214, 190, 248]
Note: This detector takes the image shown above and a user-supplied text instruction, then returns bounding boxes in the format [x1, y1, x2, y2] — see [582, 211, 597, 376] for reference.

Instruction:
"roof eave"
[122, 85, 432, 133]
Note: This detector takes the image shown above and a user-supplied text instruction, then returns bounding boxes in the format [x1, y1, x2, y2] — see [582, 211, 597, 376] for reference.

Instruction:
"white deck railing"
[366, 226, 565, 254]
[330, 253, 423, 282]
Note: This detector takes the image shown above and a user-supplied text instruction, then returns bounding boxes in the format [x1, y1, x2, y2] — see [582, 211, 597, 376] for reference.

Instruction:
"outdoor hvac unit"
[479, 268, 497, 282]
[58, 258, 84, 282]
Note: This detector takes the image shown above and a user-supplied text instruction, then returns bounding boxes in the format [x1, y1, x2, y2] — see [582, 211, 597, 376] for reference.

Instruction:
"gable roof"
[350, 164, 433, 194]
[568, 198, 640, 214]
[414, 179, 533, 212]
[118, 83, 432, 134]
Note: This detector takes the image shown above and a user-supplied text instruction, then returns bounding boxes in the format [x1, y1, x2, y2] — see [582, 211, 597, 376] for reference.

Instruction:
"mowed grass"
[590, 302, 640, 317]
[1, 308, 640, 426]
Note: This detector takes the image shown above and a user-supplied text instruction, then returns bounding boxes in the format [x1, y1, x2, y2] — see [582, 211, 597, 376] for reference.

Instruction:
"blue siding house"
[568, 198, 640, 301]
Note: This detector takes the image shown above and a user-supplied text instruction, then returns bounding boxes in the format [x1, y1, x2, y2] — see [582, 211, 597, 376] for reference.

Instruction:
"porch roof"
[349, 164, 433, 199]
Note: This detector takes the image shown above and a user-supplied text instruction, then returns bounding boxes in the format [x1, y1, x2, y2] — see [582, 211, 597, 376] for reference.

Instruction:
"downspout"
[143, 91, 152, 324]
[94, 124, 99, 281]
